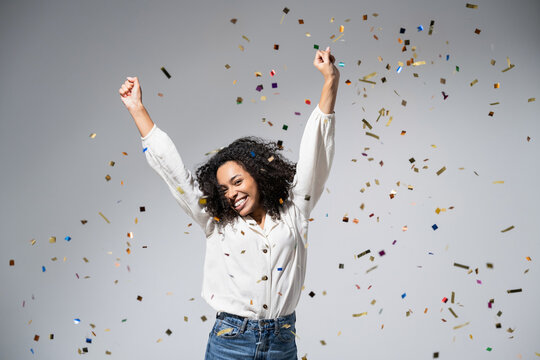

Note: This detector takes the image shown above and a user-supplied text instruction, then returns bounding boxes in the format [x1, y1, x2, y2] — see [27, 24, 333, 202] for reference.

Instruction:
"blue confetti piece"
[338, 61, 345, 67]
[65, 236, 71, 242]
[401, 293, 407, 299]
[277, 267, 283, 271]
[325, 213, 328, 217]
[30, 348, 34, 354]
[250, 151, 255, 157]
[143, 147, 148, 153]
[428, 252, 434, 255]
[432, 224, 438, 230]
[86, 338, 92, 344]
[446, 54, 450, 61]
[42, 266, 46, 272]
[396, 66, 403, 73]
[74, 318, 81, 324]
[417, 25, 424, 31]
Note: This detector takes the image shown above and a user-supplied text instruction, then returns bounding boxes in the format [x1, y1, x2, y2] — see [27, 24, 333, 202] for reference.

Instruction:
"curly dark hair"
[195, 137, 296, 225]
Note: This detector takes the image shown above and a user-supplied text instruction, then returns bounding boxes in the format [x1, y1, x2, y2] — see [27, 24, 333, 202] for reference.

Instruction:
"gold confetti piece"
[470, 79, 478, 86]
[501, 64, 515, 72]
[332, 33, 344, 42]
[454, 262, 469, 269]
[305, 32, 311, 37]
[352, 312, 368, 317]
[89, 133, 97, 139]
[238, 45, 244, 51]
[494, 82, 500, 88]
[412, 61, 425, 66]
[177, 186, 184, 194]
[492, 181, 504, 184]
[528, 98, 536, 102]
[199, 198, 207, 205]
[362, 119, 373, 130]
[449, 308, 458, 318]
[83, 257, 89, 263]
[366, 132, 379, 139]
[9, 259, 14, 266]
[526, 256, 532, 261]
[98, 212, 110, 224]
[453, 321, 470, 330]
[366, 265, 378, 273]
[105, 174, 111, 181]
[474, 28, 481, 34]
[49, 236, 56, 244]
[501, 225, 515, 233]
[242, 35, 250, 42]
[363, 72, 377, 80]
[401, 100, 407, 106]
[466, 3, 478, 8]
[254, 72, 262, 77]
[436, 166, 446, 176]
[298, 19, 304, 24]
[339, 25, 344, 32]
[490, 102, 500, 105]
[358, 79, 376, 84]
[506, 288, 522, 293]
[217, 328, 233, 336]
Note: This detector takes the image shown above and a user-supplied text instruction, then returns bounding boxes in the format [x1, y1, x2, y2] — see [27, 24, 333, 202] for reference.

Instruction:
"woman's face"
[216, 161, 262, 217]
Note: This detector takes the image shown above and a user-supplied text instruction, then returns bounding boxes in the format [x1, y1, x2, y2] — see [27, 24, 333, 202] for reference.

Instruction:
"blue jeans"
[204, 311, 298, 359]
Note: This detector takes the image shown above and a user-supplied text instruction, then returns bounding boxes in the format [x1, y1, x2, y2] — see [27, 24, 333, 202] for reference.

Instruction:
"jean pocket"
[276, 323, 296, 343]
[213, 319, 242, 339]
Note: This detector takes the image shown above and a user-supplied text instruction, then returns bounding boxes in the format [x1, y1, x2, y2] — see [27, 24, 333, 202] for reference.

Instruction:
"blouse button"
[263, 304, 268, 309]
[262, 249, 268, 253]
[261, 275, 268, 281]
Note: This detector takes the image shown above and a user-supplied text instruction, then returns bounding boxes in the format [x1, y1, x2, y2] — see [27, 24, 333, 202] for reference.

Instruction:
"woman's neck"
[250, 207, 266, 229]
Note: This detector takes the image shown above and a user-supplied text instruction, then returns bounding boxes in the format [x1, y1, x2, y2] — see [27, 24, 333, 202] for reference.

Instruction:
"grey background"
[1, 0, 539, 359]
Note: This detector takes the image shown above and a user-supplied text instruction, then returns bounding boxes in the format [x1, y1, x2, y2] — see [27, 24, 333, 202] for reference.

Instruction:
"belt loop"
[274, 317, 279, 334]
[240, 317, 248, 333]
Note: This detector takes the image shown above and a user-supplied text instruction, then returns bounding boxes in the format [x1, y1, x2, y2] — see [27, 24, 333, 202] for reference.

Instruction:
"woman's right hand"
[119, 76, 143, 110]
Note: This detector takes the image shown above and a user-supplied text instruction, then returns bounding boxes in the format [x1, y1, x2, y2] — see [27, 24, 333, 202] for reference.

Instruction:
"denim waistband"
[216, 311, 296, 332]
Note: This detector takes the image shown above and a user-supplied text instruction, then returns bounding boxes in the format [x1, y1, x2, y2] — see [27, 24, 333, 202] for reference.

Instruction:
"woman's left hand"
[313, 47, 340, 80]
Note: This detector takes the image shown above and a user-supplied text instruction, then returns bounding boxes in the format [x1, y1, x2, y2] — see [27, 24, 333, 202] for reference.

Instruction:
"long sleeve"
[291, 104, 336, 219]
[141, 123, 214, 235]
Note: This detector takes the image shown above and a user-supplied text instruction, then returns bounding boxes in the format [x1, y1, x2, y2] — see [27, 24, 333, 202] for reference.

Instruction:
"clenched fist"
[313, 47, 340, 80]
[119, 77, 143, 110]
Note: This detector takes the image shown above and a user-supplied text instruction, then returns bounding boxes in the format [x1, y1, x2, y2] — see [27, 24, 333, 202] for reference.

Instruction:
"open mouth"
[233, 197, 247, 212]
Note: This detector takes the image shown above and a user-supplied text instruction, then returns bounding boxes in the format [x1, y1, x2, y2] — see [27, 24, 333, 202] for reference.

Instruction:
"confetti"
[274, 44, 279, 50]
[89, 133, 96, 139]
[436, 166, 446, 176]
[474, 28, 481, 35]
[454, 263, 469, 270]
[230, 18, 237, 24]
[366, 132, 380, 139]
[453, 321, 470, 330]
[506, 288, 522, 294]
[500, 225, 514, 233]
[466, 3, 478, 8]
[98, 212, 110, 224]
[160, 67, 171, 79]
[470, 79, 478, 86]
[352, 312, 368, 317]
[528, 97, 536, 102]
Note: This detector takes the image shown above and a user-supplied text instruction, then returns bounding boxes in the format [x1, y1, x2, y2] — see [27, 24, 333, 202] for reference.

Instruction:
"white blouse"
[141, 105, 335, 319]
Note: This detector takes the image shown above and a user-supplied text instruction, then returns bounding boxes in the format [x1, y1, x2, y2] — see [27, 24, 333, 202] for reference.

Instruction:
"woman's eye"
[234, 180, 242, 185]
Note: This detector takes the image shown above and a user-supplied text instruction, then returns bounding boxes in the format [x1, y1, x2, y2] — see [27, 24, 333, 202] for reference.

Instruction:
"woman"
[118, 47, 339, 359]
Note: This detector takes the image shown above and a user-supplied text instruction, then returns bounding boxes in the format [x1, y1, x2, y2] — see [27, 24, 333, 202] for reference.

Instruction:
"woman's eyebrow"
[229, 174, 241, 182]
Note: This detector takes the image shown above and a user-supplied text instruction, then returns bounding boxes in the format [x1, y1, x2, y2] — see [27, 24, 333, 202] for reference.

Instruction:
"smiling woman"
[119, 47, 339, 359]
[197, 137, 296, 229]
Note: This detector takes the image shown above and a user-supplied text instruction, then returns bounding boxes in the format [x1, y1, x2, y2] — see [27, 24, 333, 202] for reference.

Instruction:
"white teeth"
[235, 198, 246, 207]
